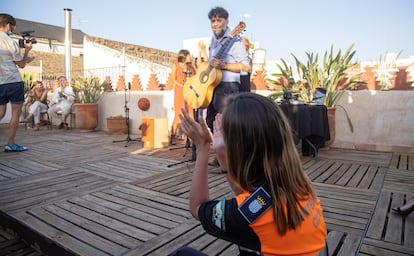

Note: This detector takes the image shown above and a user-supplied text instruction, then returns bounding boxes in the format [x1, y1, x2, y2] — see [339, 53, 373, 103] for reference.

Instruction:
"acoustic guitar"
[183, 22, 246, 109]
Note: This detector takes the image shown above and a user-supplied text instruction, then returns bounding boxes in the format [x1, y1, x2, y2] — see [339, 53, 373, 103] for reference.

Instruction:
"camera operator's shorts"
[0, 82, 25, 105]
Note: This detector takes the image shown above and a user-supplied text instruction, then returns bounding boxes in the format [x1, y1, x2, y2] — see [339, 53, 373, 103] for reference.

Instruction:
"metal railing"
[42, 66, 125, 85]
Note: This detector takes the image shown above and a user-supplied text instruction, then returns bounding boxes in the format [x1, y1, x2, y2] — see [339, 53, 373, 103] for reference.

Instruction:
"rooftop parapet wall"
[85, 35, 177, 67]
[83, 36, 173, 90]
[333, 90, 414, 152]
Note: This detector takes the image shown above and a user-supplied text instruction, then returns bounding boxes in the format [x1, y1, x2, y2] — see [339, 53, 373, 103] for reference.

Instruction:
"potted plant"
[21, 72, 34, 120]
[21, 72, 34, 95]
[72, 75, 105, 132]
[73, 76, 104, 104]
[267, 58, 314, 103]
[268, 44, 365, 145]
[320, 44, 362, 108]
[318, 44, 367, 145]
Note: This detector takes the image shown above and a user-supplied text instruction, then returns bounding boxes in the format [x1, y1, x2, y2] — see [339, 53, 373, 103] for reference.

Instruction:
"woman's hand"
[212, 113, 225, 151]
[198, 40, 206, 50]
[179, 108, 212, 149]
[213, 113, 227, 171]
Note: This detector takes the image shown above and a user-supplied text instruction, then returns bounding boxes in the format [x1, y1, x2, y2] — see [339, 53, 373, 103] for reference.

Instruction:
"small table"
[279, 104, 330, 157]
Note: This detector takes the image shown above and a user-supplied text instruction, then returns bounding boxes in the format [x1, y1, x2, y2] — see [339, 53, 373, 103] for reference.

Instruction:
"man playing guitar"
[182, 6, 250, 169]
[204, 7, 250, 134]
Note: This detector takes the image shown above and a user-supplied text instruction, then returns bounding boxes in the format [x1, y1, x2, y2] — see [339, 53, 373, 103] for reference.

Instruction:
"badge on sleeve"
[212, 199, 226, 231]
[238, 187, 272, 224]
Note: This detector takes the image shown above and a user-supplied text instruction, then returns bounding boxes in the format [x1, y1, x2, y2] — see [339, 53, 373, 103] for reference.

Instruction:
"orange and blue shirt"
[198, 188, 327, 256]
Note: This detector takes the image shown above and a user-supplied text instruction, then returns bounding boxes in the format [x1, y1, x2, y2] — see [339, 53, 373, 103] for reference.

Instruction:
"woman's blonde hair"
[31, 80, 43, 89]
[222, 93, 316, 235]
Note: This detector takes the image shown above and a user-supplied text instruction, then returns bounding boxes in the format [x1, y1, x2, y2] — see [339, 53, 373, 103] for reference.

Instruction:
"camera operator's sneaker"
[4, 144, 28, 152]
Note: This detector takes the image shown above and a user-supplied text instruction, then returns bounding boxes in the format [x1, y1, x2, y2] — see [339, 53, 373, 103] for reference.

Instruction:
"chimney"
[64, 8, 72, 82]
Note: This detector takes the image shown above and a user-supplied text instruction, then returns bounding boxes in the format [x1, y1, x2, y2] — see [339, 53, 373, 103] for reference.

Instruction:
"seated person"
[48, 76, 75, 129]
[23, 80, 49, 131]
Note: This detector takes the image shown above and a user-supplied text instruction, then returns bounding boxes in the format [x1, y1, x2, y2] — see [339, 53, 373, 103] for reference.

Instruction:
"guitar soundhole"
[200, 72, 208, 84]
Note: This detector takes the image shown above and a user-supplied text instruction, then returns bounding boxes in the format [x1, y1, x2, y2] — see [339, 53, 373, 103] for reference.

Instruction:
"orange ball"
[138, 97, 150, 111]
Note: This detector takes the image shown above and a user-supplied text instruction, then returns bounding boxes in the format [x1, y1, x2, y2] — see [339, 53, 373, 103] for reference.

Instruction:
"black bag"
[240, 72, 251, 92]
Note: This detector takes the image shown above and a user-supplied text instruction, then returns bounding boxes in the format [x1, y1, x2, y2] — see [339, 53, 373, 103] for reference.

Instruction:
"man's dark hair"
[0, 13, 16, 27]
[208, 7, 229, 20]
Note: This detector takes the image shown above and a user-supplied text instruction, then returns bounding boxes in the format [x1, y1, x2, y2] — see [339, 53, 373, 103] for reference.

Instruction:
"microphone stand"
[168, 64, 198, 167]
[113, 82, 141, 147]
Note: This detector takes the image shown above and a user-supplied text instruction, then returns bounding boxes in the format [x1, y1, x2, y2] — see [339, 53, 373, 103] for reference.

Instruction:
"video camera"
[18, 30, 37, 48]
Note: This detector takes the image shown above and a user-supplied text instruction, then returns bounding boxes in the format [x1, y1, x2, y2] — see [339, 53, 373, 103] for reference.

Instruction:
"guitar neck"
[214, 35, 234, 60]
[212, 22, 246, 61]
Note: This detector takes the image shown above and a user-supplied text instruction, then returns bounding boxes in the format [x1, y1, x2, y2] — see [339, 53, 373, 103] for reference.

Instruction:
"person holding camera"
[48, 76, 75, 130]
[0, 13, 33, 152]
[18, 31, 36, 48]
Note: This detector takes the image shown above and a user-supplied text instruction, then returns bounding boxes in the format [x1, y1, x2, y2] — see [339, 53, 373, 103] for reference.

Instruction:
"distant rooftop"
[14, 18, 85, 45]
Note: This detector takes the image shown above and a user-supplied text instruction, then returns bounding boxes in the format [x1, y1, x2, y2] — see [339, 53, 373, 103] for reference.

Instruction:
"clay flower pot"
[74, 103, 99, 132]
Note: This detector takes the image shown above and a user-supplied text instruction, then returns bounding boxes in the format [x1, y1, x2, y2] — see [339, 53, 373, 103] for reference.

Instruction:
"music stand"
[113, 83, 141, 147]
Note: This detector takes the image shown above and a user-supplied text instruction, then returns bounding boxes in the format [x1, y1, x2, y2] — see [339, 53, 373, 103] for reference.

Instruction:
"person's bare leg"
[23, 112, 33, 122]
[8, 103, 23, 145]
[0, 105, 5, 121]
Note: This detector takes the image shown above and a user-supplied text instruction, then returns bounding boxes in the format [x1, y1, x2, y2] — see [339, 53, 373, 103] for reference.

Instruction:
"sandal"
[392, 198, 414, 215]
[208, 157, 220, 167]
[209, 167, 227, 174]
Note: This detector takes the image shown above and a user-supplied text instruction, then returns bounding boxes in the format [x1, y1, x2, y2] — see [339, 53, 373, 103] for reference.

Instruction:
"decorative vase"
[106, 116, 127, 134]
[325, 107, 336, 147]
[74, 103, 98, 132]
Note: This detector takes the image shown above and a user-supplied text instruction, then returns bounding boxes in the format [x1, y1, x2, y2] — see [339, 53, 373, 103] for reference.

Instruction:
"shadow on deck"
[0, 125, 413, 255]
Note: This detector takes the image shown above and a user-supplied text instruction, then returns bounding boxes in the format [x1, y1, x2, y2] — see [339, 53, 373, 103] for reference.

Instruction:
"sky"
[1, 0, 413, 63]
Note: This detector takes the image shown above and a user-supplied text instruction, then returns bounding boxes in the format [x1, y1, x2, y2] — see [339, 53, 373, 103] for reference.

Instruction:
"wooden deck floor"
[0, 124, 413, 256]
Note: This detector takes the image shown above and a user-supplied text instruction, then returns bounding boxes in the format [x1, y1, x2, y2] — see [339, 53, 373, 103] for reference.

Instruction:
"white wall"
[11, 35, 83, 56]
[33, 39, 83, 56]
[98, 90, 175, 135]
[0, 103, 11, 124]
[183, 37, 211, 57]
[83, 38, 171, 90]
[333, 90, 414, 151]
